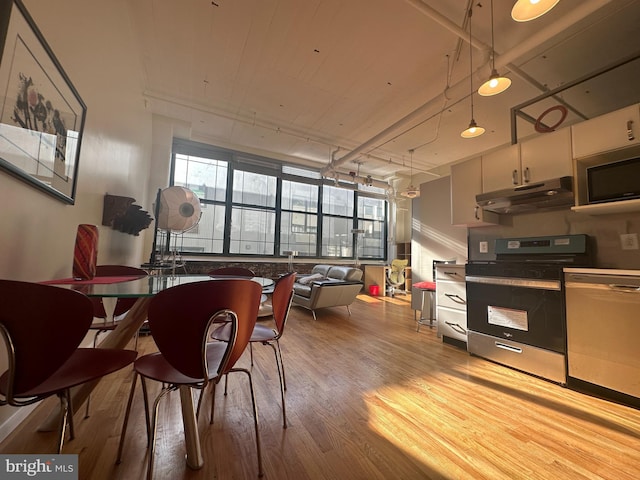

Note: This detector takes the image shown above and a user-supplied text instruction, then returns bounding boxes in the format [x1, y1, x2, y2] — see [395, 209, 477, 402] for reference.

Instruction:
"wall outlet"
[479, 241, 489, 253]
[620, 233, 639, 250]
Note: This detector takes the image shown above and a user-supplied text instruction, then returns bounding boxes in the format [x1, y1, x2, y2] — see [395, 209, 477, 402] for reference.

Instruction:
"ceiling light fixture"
[478, 0, 511, 96]
[401, 149, 421, 199]
[461, 6, 485, 139]
[511, 0, 560, 22]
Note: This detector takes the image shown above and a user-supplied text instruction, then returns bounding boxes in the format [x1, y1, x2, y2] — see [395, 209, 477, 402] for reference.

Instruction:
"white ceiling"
[125, 0, 640, 185]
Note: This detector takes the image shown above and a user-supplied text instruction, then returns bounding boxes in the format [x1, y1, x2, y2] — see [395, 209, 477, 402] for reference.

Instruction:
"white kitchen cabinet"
[572, 103, 640, 159]
[450, 157, 499, 227]
[519, 127, 573, 181]
[481, 144, 520, 192]
[435, 264, 467, 346]
[482, 128, 573, 193]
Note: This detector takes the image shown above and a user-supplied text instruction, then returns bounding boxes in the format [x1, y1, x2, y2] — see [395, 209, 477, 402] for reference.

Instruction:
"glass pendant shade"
[511, 0, 560, 22]
[461, 119, 485, 138]
[478, 69, 512, 96]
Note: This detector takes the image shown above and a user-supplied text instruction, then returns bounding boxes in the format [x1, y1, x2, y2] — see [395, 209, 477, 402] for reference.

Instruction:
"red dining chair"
[0, 279, 137, 454]
[89, 265, 148, 348]
[116, 279, 264, 479]
[208, 266, 256, 277]
[211, 272, 296, 428]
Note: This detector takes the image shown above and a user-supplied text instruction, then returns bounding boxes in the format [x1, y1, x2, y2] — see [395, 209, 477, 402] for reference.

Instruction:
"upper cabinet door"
[572, 104, 640, 159]
[520, 127, 573, 183]
[450, 157, 499, 227]
[481, 144, 520, 192]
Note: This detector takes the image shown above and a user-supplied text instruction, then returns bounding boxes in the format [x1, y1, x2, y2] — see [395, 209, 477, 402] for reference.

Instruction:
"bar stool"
[413, 281, 436, 332]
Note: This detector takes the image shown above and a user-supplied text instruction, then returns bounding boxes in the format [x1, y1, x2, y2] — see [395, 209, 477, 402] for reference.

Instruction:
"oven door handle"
[495, 342, 523, 354]
[465, 275, 561, 291]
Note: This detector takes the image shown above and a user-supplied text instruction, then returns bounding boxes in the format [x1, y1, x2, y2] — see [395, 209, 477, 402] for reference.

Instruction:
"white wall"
[411, 176, 468, 283]
[0, 0, 153, 440]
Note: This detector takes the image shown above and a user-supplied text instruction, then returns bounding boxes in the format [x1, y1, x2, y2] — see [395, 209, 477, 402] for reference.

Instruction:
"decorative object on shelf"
[478, 0, 511, 97]
[72, 224, 98, 280]
[461, 6, 485, 139]
[511, 0, 559, 22]
[101, 194, 152, 236]
[0, 0, 87, 204]
[400, 149, 421, 198]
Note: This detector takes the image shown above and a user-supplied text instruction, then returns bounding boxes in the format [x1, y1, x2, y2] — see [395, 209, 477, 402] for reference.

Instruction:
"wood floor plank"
[1, 293, 639, 479]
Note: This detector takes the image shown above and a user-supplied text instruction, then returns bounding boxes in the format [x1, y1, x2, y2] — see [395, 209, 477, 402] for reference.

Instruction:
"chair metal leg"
[65, 389, 76, 442]
[346, 305, 352, 316]
[231, 368, 264, 477]
[146, 386, 173, 480]
[275, 340, 287, 391]
[311, 310, 317, 321]
[56, 392, 70, 454]
[266, 341, 287, 428]
[117, 372, 139, 464]
[209, 382, 217, 424]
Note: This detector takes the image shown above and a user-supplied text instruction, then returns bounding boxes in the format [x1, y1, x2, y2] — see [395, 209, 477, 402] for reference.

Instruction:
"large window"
[165, 139, 388, 260]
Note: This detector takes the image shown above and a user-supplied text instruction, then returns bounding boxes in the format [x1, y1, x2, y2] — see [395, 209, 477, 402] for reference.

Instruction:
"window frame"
[163, 138, 388, 261]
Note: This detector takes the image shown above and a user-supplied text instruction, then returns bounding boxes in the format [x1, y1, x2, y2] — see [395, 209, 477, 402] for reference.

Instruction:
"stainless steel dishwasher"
[564, 269, 640, 400]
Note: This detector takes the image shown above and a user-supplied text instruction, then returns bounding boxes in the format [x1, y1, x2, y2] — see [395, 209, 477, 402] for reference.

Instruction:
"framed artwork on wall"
[0, 0, 86, 204]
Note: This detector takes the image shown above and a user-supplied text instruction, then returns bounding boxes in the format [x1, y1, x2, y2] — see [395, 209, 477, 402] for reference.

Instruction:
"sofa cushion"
[311, 265, 332, 277]
[293, 283, 313, 298]
[297, 273, 324, 285]
[327, 266, 363, 282]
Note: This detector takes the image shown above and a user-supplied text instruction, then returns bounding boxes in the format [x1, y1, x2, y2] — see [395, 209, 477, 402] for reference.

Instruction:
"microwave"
[587, 156, 640, 204]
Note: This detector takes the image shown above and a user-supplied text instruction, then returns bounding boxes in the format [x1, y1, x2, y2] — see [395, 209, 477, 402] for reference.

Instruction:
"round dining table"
[40, 273, 274, 470]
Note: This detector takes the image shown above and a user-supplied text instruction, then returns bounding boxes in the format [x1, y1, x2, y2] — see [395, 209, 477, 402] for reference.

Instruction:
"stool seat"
[413, 281, 436, 291]
[413, 282, 437, 331]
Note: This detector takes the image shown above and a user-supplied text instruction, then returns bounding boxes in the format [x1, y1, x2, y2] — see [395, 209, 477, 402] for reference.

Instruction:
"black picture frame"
[0, 0, 86, 204]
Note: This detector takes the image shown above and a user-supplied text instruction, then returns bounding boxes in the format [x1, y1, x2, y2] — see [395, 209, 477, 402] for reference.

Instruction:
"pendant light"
[511, 0, 559, 22]
[461, 6, 485, 139]
[400, 149, 420, 199]
[478, 0, 511, 96]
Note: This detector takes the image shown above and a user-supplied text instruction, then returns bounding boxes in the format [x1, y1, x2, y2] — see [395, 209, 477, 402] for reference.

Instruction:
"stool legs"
[416, 290, 435, 332]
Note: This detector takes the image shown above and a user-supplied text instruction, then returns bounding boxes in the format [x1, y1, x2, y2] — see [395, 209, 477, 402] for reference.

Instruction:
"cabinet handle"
[444, 293, 466, 304]
[628, 120, 636, 141]
[474, 205, 480, 220]
[512, 169, 518, 185]
[608, 283, 640, 292]
[523, 167, 530, 183]
[445, 321, 467, 334]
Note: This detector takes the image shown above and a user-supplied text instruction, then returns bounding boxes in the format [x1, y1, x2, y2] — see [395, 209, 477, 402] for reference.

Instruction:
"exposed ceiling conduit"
[321, 0, 612, 176]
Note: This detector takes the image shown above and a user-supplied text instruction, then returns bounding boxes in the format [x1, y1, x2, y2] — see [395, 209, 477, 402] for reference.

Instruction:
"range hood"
[476, 176, 574, 214]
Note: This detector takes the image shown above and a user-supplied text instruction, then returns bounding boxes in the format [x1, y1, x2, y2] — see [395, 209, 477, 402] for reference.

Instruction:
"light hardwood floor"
[1, 293, 639, 479]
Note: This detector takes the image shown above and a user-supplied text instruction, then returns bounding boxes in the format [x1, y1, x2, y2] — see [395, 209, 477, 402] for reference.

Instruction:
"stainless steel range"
[465, 234, 592, 384]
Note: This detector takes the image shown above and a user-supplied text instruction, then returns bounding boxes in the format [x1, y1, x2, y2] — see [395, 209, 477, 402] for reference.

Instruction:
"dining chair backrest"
[0, 280, 94, 398]
[271, 272, 296, 335]
[92, 265, 148, 318]
[147, 279, 262, 379]
[208, 267, 256, 277]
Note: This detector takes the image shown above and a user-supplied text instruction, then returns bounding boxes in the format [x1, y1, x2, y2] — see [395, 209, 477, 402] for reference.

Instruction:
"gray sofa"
[292, 265, 363, 320]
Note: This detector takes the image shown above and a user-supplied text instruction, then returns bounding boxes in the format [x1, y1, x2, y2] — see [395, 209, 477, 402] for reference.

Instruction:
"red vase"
[72, 224, 99, 280]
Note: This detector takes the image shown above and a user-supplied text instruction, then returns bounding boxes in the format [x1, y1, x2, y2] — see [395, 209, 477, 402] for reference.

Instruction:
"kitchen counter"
[564, 267, 640, 276]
